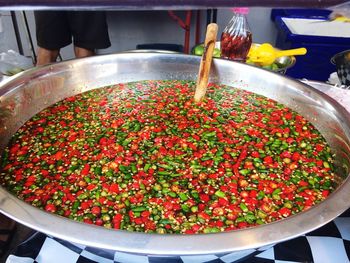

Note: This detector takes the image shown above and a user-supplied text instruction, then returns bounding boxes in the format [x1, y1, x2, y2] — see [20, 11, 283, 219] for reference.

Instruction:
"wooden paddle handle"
[194, 23, 218, 103]
[277, 47, 307, 57]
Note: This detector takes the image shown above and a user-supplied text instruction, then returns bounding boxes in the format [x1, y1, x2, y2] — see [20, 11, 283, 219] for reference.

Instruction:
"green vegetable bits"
[193, 44, 221, 58]
[0, 80, 335, 234]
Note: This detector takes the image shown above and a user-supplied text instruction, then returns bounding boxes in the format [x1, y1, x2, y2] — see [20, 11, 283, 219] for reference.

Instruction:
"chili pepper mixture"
[0, 80, 335, 234]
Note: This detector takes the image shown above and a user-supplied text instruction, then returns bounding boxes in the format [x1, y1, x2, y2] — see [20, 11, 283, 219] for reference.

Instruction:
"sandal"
[0, 215, 17, 257]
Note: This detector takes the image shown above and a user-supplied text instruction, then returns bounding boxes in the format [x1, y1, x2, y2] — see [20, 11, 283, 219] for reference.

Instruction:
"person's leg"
[0, 214, 16, 256]
[68, 11, 111, 57]
[36, 47, 59, 66]
[34, 11, 72, 65]
[74, 46, 95, 59]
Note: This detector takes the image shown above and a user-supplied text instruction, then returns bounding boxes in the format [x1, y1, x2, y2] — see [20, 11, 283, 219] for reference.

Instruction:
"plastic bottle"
[220, 8, 253, 62]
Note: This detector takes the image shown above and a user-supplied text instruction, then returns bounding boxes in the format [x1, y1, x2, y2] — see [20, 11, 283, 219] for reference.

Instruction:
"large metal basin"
[0, 53, 350, 255]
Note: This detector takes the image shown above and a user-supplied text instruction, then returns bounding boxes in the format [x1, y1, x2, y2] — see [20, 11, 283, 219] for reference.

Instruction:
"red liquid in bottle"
[220, 31, 252, 61]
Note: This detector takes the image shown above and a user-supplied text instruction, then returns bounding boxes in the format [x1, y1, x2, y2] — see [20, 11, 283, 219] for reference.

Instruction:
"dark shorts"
[34, 11, 111, 50]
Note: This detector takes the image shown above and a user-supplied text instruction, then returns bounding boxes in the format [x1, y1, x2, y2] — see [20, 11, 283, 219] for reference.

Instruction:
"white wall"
[0, 11, 37, 60]
[0, 8, 277, 64]
[101, 10, 200, 54]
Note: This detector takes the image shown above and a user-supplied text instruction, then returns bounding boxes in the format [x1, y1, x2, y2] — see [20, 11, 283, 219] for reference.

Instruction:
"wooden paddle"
[194, 23, 218, 103]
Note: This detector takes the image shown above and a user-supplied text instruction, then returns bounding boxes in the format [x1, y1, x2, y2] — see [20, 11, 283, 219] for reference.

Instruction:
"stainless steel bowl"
[1, 52, 350, 255]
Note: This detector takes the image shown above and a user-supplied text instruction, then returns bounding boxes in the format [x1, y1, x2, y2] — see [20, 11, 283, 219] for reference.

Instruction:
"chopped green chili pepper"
[0, 79, 336, 235]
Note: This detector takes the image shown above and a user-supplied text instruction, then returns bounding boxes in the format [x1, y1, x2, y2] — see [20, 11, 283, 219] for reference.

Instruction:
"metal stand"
[206, 8, 217, 24]
[167, 10, 193, 54]
[21, 11, 37, 64]
[10, 11, 24, 55]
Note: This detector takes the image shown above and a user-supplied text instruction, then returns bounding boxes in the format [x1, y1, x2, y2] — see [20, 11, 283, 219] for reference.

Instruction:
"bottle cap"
[231, 7, 249, 15]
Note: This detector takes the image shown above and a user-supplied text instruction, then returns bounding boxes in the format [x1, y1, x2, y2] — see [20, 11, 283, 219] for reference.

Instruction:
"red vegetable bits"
[0, 80, 336, 234]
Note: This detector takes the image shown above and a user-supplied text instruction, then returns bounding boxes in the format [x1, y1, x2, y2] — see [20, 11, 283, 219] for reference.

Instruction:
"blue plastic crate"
[271, 8, 331, 21]
[274, 16, 350, 81]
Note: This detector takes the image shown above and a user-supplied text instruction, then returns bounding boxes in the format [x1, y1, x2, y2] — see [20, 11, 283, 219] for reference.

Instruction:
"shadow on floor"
[1, 221, 34, 263]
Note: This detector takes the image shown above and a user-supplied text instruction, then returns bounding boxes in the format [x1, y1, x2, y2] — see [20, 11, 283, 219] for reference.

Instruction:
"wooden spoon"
[194, 23, 218, 103]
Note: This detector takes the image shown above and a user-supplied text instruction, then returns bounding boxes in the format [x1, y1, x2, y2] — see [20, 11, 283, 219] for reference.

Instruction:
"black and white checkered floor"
[337, 65, 350, 87]
[5, 209, 350, 263]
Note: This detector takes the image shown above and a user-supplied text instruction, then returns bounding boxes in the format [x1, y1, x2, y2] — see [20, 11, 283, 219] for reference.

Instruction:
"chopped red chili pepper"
[0, 80, 336, 234]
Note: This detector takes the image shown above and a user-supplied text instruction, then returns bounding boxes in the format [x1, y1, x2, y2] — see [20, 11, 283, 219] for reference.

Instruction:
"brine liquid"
[0, 80, 335, 234]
